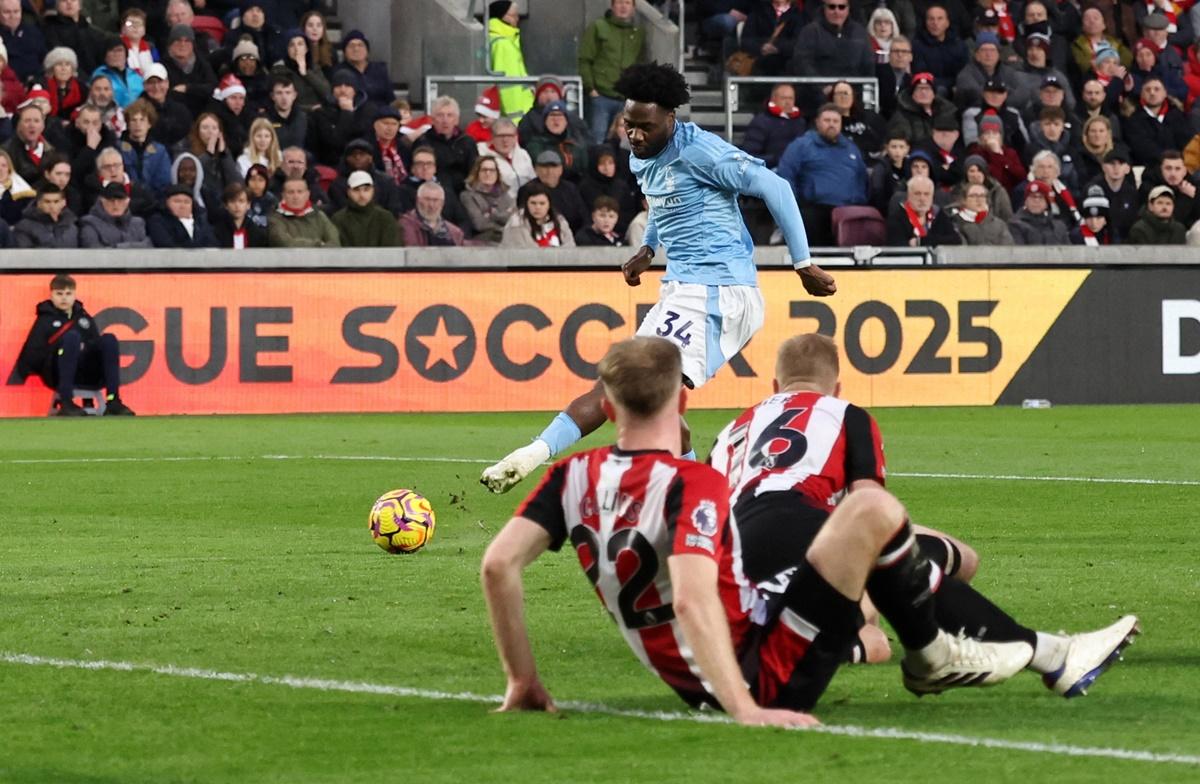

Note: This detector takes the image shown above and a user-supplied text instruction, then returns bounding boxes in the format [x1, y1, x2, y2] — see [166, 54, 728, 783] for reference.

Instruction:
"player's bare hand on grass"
[622, 246, 655, 286]
[733, 706, 820, 728]
[798, 264, 837, 296]
[496, 679, 558, 713]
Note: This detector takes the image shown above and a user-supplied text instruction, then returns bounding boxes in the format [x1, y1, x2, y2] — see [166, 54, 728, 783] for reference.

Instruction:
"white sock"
[1029, 632, 1069, 674]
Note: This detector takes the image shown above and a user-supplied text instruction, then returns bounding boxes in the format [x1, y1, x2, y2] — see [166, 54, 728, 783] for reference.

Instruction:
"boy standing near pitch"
[14, 274, 136, 416]
[481, 62, 836, 494]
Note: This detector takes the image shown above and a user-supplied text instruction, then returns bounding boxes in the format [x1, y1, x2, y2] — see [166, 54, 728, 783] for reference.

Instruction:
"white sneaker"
[480, 440, 552, 494]
[902, 629, 1034, 696]
[1042, 614, 1140, 698]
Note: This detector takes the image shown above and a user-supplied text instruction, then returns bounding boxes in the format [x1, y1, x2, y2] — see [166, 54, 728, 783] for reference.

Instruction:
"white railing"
[723, 76, 880, 141]
[424, 74, 586, 119]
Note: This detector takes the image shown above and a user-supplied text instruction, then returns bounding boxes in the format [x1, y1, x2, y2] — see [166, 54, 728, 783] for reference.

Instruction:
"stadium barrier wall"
[3, 260, 1198, 416]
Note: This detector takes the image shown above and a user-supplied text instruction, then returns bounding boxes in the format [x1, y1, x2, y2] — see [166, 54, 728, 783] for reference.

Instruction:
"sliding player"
[482, 337, 1034, 725]
[709, 334, 1140, 697]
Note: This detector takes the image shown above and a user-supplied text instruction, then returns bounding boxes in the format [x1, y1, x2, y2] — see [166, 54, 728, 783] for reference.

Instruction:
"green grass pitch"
[1, 406, 1198, 783]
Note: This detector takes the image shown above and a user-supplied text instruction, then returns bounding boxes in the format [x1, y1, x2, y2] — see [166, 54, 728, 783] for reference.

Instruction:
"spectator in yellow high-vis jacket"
[488, 1, 534, 117]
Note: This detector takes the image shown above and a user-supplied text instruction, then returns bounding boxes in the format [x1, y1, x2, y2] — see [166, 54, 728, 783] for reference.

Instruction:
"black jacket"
[413, 129, 479, 196]
[146, 95, 195, 148]
[148, 212, 219, 248]
[578, 146, 641, 234]
[575, 226, 625, 246]
[1123, 106, 1193, 168]
[307, 100, 375, 166]
[885, 203, 962, 246]
[15, 299, 100, 382]
[212, 212, 270, 248]
[741, 110, 807, 169]
[1086, 174, 1141, 241]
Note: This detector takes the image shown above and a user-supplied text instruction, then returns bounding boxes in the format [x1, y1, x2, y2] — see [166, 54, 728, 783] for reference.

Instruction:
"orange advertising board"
[0, 270, 1089, 417]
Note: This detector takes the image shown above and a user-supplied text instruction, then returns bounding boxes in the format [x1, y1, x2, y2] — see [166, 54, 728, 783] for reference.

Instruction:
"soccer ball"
[369, 489, 436, 554]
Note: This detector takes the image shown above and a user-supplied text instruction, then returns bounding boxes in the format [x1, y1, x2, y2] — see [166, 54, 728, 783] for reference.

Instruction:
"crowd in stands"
[0, 0, 619, 250]
[703, 0, 1200, 245]
[4, 0, 1200, 251]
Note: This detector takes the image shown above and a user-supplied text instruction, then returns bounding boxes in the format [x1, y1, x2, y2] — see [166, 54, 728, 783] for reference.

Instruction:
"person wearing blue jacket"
[120, 99, 172, 196]
[92, 37, 144, 108]
[776, 104, 869, 246]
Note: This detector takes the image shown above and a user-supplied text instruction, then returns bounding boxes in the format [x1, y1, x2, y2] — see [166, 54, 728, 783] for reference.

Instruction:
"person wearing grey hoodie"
[12, 185, 79, 248]
[78, 181, 152, 248]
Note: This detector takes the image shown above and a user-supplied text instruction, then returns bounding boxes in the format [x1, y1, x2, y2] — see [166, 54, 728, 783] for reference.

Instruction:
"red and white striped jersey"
[709, 391, 886, 510]
[516, 447, 753, 702]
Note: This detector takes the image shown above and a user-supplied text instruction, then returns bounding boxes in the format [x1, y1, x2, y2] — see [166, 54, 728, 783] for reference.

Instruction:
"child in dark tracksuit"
[14, 274, 135, 416]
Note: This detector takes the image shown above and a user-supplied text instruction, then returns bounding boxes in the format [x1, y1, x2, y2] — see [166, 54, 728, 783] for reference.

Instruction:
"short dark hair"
[50, 274, 76, 291]
[613, 62, 691, 111]
[816, 102, 841, 118]
[1161, 149, 1184, 162]
[270, 73, 296, 91]
[592, 195, 620, 214]
[887, 131, 910, 145]
[41, 151, 71, 174]
[223, 182, 249, 203]
[1039, 106, 1066, 123]
[37, 182, 64, 198]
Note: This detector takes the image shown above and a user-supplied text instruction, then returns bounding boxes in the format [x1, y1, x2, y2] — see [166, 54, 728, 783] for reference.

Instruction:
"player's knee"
[859, 623, 893, 664]
[842, 487, 907, 539]
[679, 418, 692, 454]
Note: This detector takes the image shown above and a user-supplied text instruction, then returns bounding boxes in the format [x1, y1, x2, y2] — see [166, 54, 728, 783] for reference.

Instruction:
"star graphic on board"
[415, 315, 469, 372]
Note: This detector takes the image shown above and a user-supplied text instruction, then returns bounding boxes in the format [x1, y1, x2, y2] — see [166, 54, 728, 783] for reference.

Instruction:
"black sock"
[865, 521, 940, 651]
[933, 579, 1037, 647]
[916, 532, 962, 578]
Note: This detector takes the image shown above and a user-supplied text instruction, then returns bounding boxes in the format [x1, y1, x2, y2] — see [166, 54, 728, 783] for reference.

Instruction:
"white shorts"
[634, 280, 765, 389]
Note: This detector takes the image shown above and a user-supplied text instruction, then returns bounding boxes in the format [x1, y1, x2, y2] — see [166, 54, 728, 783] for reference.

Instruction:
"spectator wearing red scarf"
[43, 47, 85, 120]
[885, 174, 962, 245]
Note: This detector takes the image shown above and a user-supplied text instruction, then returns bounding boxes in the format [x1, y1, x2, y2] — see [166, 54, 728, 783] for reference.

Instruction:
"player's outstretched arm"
[668, 554, 819, 728]
[481, 516, 558, 713]
[741, 166, 836, 297]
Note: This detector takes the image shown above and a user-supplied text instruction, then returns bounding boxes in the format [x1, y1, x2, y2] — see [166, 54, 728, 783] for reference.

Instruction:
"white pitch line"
[888, 471, 1200, 487]
[2, 454, 1199, 488]
[1, 652, 1196, 767]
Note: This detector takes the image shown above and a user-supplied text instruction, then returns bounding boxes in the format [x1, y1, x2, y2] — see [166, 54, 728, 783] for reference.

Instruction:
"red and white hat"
[19, 85, 53, 109]
[213, 73, 247, 101]
[401, 114, 433, 138]
[475, 86, 501, 118]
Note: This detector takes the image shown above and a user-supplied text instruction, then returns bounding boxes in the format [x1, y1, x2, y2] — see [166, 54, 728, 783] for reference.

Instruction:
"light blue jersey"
[630, 121, 812, 287]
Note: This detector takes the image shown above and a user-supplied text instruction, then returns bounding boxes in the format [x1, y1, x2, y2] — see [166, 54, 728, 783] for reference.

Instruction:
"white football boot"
[480, 440, 552, 494]
[1042, 614, 1140, 698]
[902, 629, 1034, 696]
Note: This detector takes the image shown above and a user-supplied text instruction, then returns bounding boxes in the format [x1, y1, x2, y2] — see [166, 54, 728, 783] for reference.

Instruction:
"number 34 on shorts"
[654, 310, 694, 347]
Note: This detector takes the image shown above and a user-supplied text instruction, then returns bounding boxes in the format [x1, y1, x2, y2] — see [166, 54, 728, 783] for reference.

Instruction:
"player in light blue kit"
[482, 62, 836, 493]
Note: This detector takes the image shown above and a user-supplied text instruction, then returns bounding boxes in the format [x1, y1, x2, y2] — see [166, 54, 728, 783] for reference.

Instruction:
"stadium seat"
[49, 388, 107, 416]
[315, 165, 338, 193]
[831, 206, 887, 247]
[191, 15, 228, 46]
